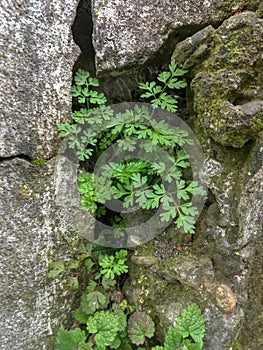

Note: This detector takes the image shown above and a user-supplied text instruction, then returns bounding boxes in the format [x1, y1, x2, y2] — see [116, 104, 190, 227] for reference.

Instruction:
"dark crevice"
[0, 154, 33, 163]
[72, 0, 96, 76]
[0, 154, 54, 164]
[71, 1, 227, 106]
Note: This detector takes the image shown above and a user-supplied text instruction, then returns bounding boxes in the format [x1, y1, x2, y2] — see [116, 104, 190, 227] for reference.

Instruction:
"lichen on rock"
[172, 11, 263, 148]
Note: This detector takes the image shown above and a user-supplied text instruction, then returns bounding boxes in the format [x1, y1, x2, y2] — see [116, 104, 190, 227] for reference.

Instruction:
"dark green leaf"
[128, 312, 155, 345]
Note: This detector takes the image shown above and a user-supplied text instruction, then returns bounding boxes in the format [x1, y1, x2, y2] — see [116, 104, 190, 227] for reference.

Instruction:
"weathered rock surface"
[0, 158, 94, 349]
[92, 0, 261, 75]
[0, 0, 80, 159]
[124, 12, 263, 350]
[0, 1, 95, 349]
[172, 11, 263, 148]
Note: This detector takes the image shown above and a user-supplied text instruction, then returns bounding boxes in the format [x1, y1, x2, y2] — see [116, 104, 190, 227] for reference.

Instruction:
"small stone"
[131, 255, 158, 267]
[215, 284, 237, 313]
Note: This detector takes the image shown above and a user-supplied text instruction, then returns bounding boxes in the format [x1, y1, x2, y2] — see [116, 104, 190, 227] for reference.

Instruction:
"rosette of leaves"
[86, 309, 127, 349]
[128, 311, 155, 345]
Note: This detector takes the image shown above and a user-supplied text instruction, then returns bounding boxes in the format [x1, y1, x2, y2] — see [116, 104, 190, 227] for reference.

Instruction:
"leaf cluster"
[56, 302, 205, 350]
[138, 61, 187, 112]
[151, 303, 205, 350]
[57, 64, 205, 235]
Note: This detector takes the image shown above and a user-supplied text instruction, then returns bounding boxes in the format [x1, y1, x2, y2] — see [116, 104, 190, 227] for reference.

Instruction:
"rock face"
[1, 1, 262, 349]
[172, 11, 263, 148]
[0, 1, 95, 349]
[92, 0, 261, 75]
[0, 0, 80, 159]
[123, 11, 263, 350]
[0, 159, 89, 349]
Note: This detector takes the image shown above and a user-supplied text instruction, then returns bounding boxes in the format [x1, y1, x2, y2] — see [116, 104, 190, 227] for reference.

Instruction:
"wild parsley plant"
[58, 61, 205, 235]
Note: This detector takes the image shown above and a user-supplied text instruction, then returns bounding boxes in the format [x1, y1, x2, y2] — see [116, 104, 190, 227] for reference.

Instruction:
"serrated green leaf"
[157, 71, 171, 83]
[87, 311, 119, 347]
[88, 77, 99, 86]
[128, 312, 155, 345]
[101, 276, 116, 290]
[81, 290, 107, 314]
[67, 260, 80, 270]
[56, 328, 86, 350]
[176, 304, 205, 343]
[48, 261, 65, 270]
[47, 269, 64, 278]
[183, 339, 203, 350]
[113, 308, 127, 332]
[47, 261, 65, 278]
[72, 85, 83, 97]
[163, 327, 182, 350]
[74, 69, 90, 85]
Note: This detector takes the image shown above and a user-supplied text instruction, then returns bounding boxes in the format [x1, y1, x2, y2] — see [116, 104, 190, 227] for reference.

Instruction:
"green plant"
[128, 311, 155, 345]
[58, 62, 205, 235]
[151, 303, 205, 350]
[52, 62, 206, 349]
[138, 60, 187, 112]
[97, 249, 128, 279]
[49, 243, 205, 349]
[31, 158, 46, 166]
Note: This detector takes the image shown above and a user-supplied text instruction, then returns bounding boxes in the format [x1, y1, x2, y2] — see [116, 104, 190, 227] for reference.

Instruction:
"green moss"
[233, 339, 243, 350]
[31, 158, 47, 166]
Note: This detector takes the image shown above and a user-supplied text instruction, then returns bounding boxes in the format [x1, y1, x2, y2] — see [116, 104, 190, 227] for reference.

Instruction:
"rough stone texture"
[0, 0, 80, 159]
[172, 12, 263, 148]
[0, 158, 94, 349]
[123, 12, 263, 350]
[92, 0, 261, 75]
[0, 1, 96, 349]
[0, 160, 70, 349]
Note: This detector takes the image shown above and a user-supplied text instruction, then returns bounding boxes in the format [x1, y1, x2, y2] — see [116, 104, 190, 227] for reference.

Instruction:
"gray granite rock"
[0, 1, 95, 349]
[92, 0, 261, 75]
[0, 158, 94, 349]
[0, 0, 80, 159]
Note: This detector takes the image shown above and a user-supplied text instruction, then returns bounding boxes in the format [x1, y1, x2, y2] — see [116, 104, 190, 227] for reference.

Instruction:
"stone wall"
[0, 1, 93, 349]
[0, 0, 262, 349]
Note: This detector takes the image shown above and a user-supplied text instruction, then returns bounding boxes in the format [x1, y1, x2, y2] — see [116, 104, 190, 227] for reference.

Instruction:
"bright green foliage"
[155, 303, 205, 350]
[80, 289, 108, 315]
[128, 311, 155, 345]
[53, 64, 207, 350]
[176, 303, 205, 343]
[98, 249, 128, 279]
[53, 246, 205, 349]
[87, 310, 118, 343]
[163, 327, 182, 349]
[138, 60, 187, 112]
[87, 310, 123, 349]
[57, 65, 206, 234]
[56, 328, 90, 350]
